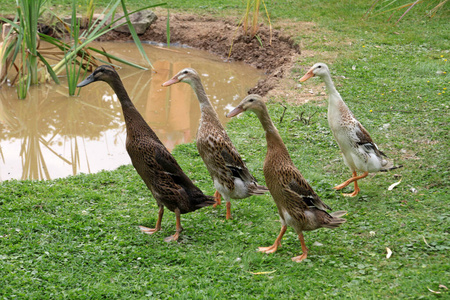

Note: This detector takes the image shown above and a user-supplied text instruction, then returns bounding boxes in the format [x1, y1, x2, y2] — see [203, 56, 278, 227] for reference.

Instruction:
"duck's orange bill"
[162, 77, 180, 87]
[299, 69, 314, 82]
[226, 106, 244, 118]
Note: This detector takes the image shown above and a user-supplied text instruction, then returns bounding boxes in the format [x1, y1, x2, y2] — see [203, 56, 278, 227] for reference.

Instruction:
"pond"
[0, 42, 264, 181]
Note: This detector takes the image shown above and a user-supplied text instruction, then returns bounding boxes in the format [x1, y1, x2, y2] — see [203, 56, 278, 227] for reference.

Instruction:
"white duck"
[300, 63, 398, 197]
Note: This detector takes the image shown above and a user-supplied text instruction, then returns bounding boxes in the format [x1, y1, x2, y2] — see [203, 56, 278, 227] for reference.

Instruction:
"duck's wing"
[134, 141, 212, 212]
[355, 123, 387, 158]
[220, 143, 256, 183]
[154, 144, 198, 189]
[198, 128, 256, 184]
[280, 164, 331, 212]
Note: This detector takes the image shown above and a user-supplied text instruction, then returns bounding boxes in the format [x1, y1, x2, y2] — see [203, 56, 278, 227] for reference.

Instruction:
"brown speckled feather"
[228, 95, 346, 233]
[164, 68, 268, 203]
[264, 134, 332, 226]
[197, 111, 259, 194]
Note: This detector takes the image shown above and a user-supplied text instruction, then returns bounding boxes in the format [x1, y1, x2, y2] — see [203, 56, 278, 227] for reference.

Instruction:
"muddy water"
[0, 42, 263, 181]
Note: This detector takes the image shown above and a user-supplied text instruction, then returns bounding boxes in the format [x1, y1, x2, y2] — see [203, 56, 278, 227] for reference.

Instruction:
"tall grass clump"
[0, 0, 49, 98]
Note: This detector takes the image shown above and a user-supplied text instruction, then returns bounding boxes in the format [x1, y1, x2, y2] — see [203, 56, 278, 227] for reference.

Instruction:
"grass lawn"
[1, 0, 449, 298]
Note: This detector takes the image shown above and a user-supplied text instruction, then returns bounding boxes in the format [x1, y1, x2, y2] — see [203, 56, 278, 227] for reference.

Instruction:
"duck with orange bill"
[227, 94, 346, 262]
[162, 68, 268, 220]
[300, 63, 401, 197]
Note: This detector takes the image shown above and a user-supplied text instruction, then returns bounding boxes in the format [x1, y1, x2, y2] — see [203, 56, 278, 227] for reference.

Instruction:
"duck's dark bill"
[77, 74, 95, 87]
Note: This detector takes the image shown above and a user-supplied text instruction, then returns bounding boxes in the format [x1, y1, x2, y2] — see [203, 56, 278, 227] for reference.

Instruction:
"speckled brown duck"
[77, 65, 215, 242]
[227, 94, 346, 262]
[300, 63, 400, 197]
[162, 68, 268, 220]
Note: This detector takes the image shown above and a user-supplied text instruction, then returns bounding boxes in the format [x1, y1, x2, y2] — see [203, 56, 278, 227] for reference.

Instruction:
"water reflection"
[0, 43, 263, 181]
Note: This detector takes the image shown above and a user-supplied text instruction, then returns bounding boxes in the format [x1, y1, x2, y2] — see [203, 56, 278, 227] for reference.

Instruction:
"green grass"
[1, 0, 449, 298]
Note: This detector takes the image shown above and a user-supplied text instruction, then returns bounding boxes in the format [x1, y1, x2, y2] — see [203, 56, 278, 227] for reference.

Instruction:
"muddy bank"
[100, 13, 301, 96]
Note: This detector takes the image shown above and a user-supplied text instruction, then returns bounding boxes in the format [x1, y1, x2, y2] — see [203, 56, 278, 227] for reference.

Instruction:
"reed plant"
[0, 0, 165, 99]
[19, 0, 42, 86]
[228, 0, 272, 58]
[166, 9, 170, 47]
[242, 0, 271, 39]
[64, 0, 85, 96]
[1, 0, 48, 98]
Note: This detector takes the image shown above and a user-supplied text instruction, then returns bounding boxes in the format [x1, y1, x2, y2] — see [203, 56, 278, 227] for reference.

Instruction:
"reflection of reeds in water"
[0, 67, 154, 180]
[0, 45, 263, 181]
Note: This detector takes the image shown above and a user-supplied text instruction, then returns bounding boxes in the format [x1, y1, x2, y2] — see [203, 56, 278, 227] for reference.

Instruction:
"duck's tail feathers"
[331, 210, 347, 218]
[323, 211, 347, 229]
[189, 192, 216, 211]
[249, 184, 270, 195]
[380, 164, 403, 172]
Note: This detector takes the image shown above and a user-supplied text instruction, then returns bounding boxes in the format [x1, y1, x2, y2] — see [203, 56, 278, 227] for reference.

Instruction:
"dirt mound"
[100, 13, 300, 96]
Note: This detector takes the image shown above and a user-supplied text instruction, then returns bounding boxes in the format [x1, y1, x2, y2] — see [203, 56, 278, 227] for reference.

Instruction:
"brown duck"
[162, 68, 268, 220]
[77, 65, 215, 242]
[227, 94, 346, 262]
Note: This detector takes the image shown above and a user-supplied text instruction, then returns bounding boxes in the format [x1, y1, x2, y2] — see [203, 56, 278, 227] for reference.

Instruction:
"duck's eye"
[249, 99, 254, 102]
[183, 70, 188, 74]
[318, 65, 322, 68]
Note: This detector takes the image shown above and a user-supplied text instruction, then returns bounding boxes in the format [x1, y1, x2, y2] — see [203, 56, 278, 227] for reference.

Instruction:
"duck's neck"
[321, 72, 348, 116]
[190, 78, 222, 127]
[255, 108, 291, 161]
[109, 77, 160, 141]
[321, 72, 340, 101]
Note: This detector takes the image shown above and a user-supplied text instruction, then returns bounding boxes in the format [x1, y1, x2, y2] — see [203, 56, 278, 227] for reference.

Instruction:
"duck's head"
[299, 62, 330, 82]
[162, 68, 200, 87]
[77, 65, 118, 87]
[227, 94, 266, 118]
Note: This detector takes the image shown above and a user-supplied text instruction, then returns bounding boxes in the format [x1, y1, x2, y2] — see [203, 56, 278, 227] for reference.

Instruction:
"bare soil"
[100, 13, 301, 97]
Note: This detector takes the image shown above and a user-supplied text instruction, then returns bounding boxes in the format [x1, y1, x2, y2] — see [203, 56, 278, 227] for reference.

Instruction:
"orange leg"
[213, 190, 221, 208]
[164, 208, 183, 242]
[139, 205, 164, 235]
[343, 179, 361, 197]
[258, 225, 287, 254]
[226, 202, 232, 220]
[333, 171, 368, 197]
[292, 232, 308, 262]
